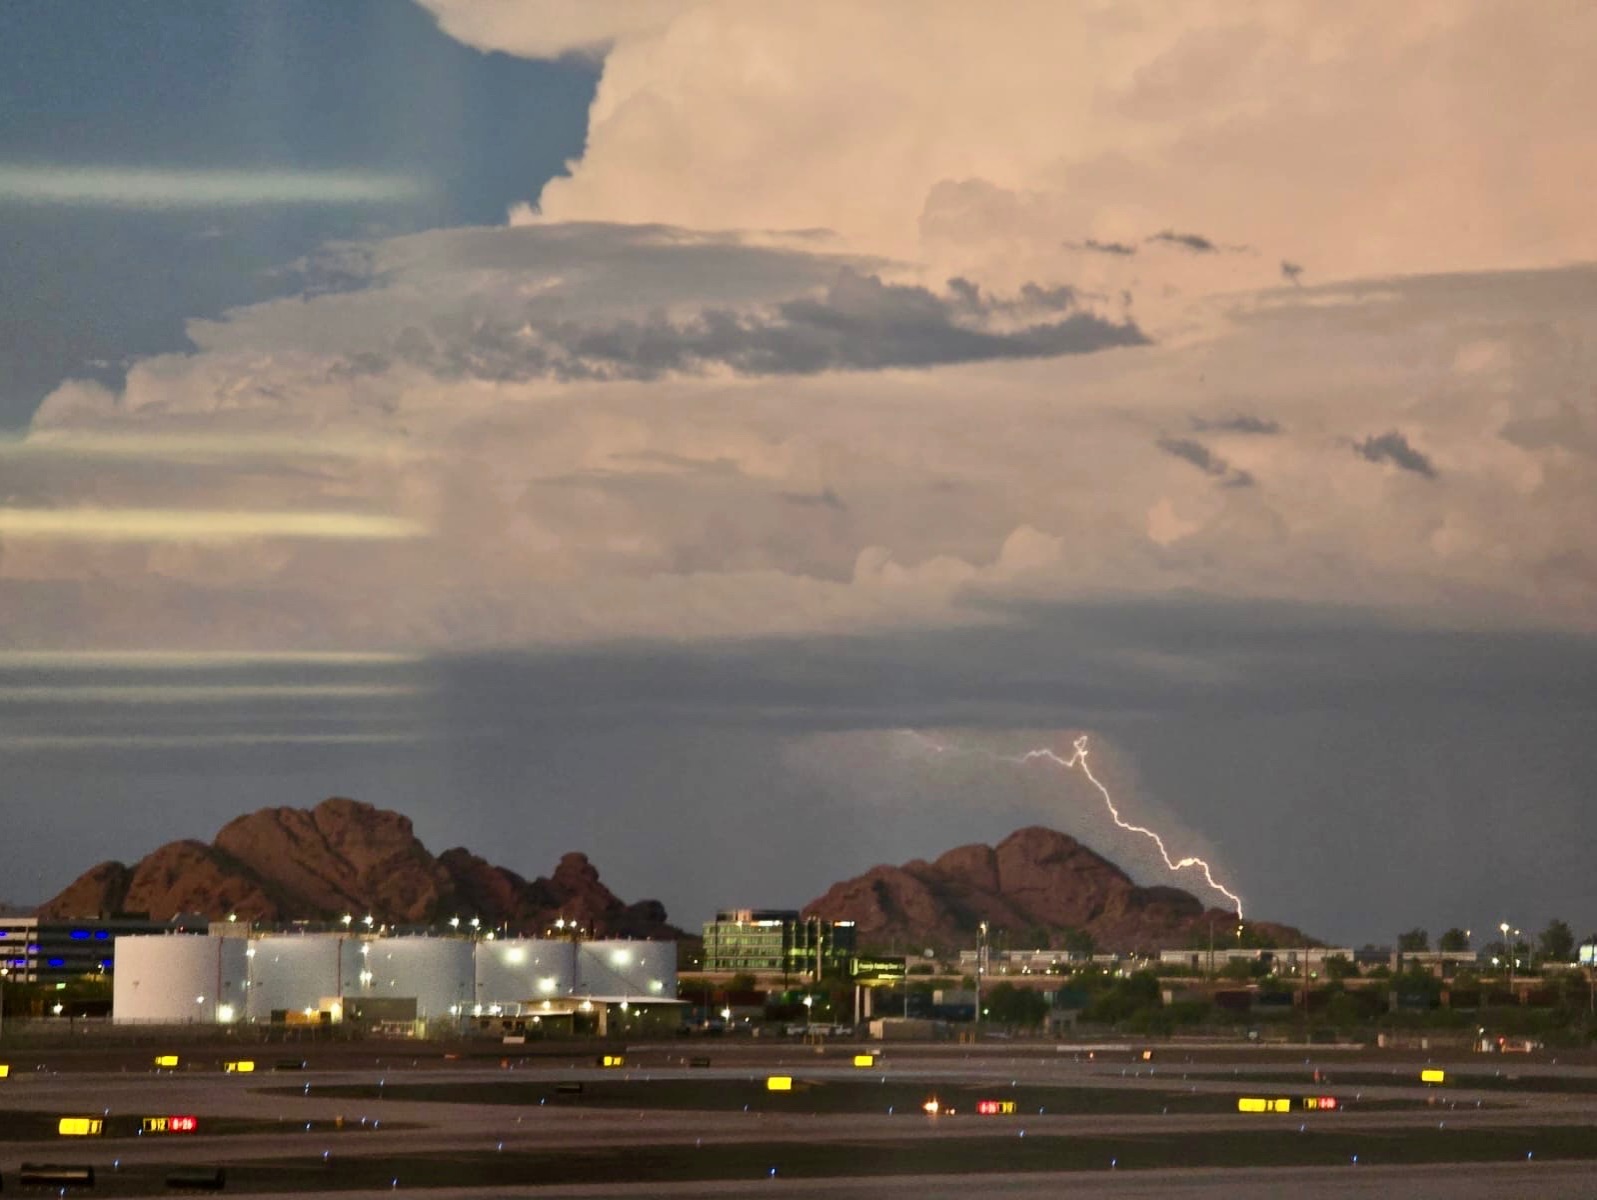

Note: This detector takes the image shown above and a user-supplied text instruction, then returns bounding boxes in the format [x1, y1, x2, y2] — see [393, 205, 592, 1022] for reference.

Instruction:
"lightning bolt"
[905, 731, 1244, 918]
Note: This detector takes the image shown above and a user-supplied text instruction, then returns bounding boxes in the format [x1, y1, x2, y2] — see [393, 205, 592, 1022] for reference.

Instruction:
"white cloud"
[6, 219, 1595, 649]
[449, 1, 1596, 302]
[418, 0, 689, 60]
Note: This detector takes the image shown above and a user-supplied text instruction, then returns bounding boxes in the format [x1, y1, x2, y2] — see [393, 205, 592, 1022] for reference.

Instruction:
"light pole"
[1500, 922, 1514, 993]
[976, 921, 988, 1031]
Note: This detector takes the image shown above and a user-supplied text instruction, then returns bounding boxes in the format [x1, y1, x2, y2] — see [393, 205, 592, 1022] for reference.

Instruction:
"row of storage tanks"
[112, 934, 677, 1024]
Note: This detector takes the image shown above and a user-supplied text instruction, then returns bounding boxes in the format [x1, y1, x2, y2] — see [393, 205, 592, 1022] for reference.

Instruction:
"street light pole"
[1500, 921, 1513, 995]
[976, 921, 988, 1032]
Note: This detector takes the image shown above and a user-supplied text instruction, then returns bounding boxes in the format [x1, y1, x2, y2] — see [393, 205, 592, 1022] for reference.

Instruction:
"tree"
[985, 982, 1049, 1028]
[1397, 928, 1429, 953]
[1322, 954, 1357, 981]
[1220, 958, 1256, 982]
[1539, 919, 1575, 964]
[1062, 929, 1095, 958]
[1437, 928, 1470, 953]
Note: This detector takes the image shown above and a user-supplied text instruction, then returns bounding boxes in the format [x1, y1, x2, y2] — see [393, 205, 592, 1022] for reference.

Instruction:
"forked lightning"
[908, 731, 1244, 917]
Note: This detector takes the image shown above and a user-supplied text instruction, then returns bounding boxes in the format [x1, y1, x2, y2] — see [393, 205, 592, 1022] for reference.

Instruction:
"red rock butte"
[37, 797, 679, 939]
[803, 826, 1308, 953]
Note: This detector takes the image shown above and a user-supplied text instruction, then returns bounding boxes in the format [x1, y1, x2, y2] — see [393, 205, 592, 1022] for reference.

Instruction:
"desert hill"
[37, 797, 679, 939]
[804, 825, 1307, 953]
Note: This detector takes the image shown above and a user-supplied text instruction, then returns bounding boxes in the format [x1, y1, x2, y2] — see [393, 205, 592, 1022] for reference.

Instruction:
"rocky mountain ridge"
[37, 804, 1308, 953]
[37, 797, 678, 939]
[804, 825, 1307, 953]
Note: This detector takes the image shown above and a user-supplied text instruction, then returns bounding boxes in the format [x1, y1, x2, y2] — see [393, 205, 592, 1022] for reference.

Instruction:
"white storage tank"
[113, 935, 247, 1024]
[576, 940, 677, 999]
[353, 937, 474, 1020]
[475, 938, 576, 1008]
[243, 934, 345, 1021]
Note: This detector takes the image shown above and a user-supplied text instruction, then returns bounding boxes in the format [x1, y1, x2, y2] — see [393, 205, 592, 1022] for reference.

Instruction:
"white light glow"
[0, 164, 430, 208]
[0, 506, 425, 542]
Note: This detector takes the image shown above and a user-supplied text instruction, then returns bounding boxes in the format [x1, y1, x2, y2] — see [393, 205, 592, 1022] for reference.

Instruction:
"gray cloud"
[1065, 238, 1138, 257]
[382, 268, 1147, 382]
[1355, 431, 1437, 478]
[1157, 436, 1254, 488]
[1148, 229, 1219, 253]
[1191, 414, 1281, 436]
[1281, 260, 1304, 285]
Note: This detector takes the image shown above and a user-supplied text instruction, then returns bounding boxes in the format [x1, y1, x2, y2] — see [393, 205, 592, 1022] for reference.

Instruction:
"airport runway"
[1, 1040, 1594, 1196]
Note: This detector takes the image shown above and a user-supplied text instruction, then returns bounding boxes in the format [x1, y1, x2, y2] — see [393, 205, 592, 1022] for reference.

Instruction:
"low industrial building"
[1158, 947, 1358, 975]
[111, 932, 678, 1034]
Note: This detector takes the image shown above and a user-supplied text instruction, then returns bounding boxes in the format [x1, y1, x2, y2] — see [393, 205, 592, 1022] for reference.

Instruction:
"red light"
[168, 1115, 198, 1132]
[1303, 1096, 1338, 1111]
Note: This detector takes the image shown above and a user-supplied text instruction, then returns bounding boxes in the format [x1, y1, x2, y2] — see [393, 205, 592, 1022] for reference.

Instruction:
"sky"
[1, 1, 1594, 949]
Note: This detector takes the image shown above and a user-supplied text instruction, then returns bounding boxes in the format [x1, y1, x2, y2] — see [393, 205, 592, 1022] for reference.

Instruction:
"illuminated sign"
[1141, 1050, 1154, 1061]
[852, 1054, 876, 1068]
[1303, 1096, 1339, 1111]
[1420, 1069, 1446, 1084]
[154, 1054, 180, 1069]
[766, 1076, 794, 1091]
[976, 1099, 1017, 1115]
[0, 1064, 9, 1079]
[58, 1116, 104, 1136]
[600, 1054, 625, 1068]
[1237, 1097, 1292, 1113]
[224, 1060, 255, 1074]
[850, 957, 907, 982]
[142, 1115, 199, 1134]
